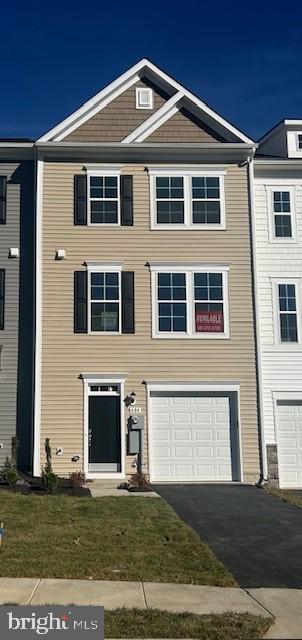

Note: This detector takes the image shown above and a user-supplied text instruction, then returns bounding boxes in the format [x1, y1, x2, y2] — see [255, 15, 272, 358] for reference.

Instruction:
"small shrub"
[0, 437, 19, 486]
[1, 457, 18, 485]
[128, 471, 150, 488]
[69, 471, 86, 488]
[41, 438, 58, 493]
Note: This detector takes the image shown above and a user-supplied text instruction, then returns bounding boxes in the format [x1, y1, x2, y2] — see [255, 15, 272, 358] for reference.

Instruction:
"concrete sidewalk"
[0, 578, 301, 639]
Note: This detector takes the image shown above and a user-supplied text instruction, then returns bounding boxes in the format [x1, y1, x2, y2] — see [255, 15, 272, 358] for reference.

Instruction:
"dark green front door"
[88, 395, 121, 472]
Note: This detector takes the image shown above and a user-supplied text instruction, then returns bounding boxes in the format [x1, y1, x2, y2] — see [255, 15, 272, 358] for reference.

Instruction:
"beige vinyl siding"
[65, 79, 170, 142]
[40, 163, 259, 480]
[146, 109, 223, 143]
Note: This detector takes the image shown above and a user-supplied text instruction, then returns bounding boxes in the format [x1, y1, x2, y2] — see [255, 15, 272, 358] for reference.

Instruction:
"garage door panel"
[174, 412, 191, 424]
[195, 430, 214, 441]
[174, 430, 192, 441]
[196, 446, 214, 458]
[277, 401, 302, 488]
[150, 393, 236, 482]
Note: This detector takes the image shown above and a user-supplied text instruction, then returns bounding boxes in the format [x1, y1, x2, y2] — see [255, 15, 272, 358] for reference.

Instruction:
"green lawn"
[0, 491, 234, 585]
[265, 486, 302, 509]
[105, 609, 272, 639]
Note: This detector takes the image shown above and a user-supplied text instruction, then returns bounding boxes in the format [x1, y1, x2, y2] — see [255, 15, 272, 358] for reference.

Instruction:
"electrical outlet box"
[127, 430, 140, 454]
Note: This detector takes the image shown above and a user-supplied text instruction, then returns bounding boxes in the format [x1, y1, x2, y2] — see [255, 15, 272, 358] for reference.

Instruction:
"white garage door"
[150, 393, 235, 482]
[277, 400, 302, 488]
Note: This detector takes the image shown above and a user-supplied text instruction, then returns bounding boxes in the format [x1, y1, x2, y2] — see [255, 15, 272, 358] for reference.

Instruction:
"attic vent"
[136, 87, 153, 110]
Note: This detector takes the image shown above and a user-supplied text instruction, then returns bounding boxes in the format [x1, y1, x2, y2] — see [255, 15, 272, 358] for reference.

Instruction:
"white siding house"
[254, 122, 302, 487]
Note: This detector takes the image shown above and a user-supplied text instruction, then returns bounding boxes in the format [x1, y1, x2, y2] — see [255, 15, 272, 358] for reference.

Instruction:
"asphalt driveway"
[154, 484, 302, 588]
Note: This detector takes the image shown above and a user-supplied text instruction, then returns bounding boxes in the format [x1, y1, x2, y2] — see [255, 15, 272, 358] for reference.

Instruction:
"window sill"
[263, 344, 302, 352]
[152, 332, 230, 340]
[88, 331, 121, 336]
[87, 223, 121, 228]
[269, 238, 298, 244]
[151, 224, 226, 231]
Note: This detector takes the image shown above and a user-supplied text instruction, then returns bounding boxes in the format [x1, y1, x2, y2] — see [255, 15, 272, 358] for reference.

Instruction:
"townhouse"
[3, 60, 301, 489]
[32, 59, 261, 483]
[253, 121, 302, 488]
[0, 141, 35, 469]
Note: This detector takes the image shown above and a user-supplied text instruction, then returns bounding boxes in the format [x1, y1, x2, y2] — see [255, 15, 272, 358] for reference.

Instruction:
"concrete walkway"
[0, 578, 302, 638]
[86, 481, 159, 498]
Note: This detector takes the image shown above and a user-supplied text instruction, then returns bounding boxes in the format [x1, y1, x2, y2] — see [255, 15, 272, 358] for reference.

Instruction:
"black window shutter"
[122, 272, 135, 333]
[0, 269, 5, 329]
[74, 271, 87, 333]
[120, 175, 133, 226]
[0, 177, 7, 225]
[74, 175, 87, 225]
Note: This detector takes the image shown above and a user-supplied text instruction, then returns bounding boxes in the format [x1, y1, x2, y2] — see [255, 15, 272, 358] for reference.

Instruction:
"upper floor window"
[273, 191, 292, 237]
[89, 270, 121, 333]
[156, 177, 184, 224]
[89, 175, 120, 225]
[136, 87, 153, 110]
[267, 186, 296, 241]
[150, 264, 229, 339]
[278, 283, 298, 342]
[149, 169, 226, 230]
[298, 134, 302, 150]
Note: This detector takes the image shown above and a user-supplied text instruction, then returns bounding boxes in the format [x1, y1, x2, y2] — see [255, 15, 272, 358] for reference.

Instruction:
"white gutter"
[33, 152, 43, 477]
[247, 150, 267, 481]
[0, 142, 34, 148]
[36, 141, 257, 150]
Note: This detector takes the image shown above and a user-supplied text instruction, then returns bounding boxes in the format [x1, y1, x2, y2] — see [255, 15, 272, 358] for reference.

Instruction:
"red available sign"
[196, 310, 224, 333]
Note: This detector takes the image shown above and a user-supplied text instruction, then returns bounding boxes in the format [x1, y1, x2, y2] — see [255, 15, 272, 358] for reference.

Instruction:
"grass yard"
[0, 491, 234, 585]
[265, 486, 302, 509]
[105, 609, 272, 639]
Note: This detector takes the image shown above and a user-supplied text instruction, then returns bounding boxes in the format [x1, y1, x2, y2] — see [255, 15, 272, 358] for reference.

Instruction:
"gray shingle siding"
[0, 160, 34, 469]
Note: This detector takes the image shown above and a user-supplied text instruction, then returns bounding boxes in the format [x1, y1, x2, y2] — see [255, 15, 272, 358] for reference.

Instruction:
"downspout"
[247, 150, 268, 482]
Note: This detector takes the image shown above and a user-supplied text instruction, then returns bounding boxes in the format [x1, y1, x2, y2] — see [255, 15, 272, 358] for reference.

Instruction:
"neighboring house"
[0, 141, 35, 469]
[254, 120, 302, 488]
[32, 58, 261, 483]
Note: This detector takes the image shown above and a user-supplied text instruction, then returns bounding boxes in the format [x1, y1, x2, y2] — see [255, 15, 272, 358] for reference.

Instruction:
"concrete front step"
[85, 481, 159, 498]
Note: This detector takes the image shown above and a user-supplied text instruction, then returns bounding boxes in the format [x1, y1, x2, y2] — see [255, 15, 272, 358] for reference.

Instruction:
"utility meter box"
[127, 429, 140, 455]
[129, 414, 144, 430]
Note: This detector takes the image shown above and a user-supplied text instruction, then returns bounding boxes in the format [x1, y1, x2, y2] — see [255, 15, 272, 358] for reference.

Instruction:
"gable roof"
[38, 58, 254, 145]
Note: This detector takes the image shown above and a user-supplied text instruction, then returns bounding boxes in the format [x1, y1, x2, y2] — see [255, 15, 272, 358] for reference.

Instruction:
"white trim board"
[38, 58, 254, 144]
[146, 382, 243, 483]
[83, 376, 126, 480]
[122, 92, 183, 143]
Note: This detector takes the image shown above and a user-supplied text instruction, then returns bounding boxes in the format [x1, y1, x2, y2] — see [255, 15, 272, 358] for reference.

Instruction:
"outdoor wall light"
[124, 392, 136, 407]
[8, 248, 19, 258]
[55, 249, 66, 260]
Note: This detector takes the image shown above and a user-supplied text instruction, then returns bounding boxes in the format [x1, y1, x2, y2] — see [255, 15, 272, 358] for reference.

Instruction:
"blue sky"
[0, 0, 301, 140]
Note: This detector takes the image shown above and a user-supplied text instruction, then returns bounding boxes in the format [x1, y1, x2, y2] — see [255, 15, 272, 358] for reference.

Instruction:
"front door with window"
[88, 395, 121, 472]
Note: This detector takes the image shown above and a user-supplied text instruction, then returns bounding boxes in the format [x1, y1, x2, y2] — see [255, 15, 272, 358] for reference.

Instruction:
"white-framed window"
[272, 278, 302, 346]
[87, 167, 121, 225]
[267, 186, 296, 241]
[86, 263, 122, 334]
[278, 283, 298, 343]
[150, 263, 229, 339]
[149, 168, 226, 230]
[298, 134, 302, 150]
[136, 87, 153, 110]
